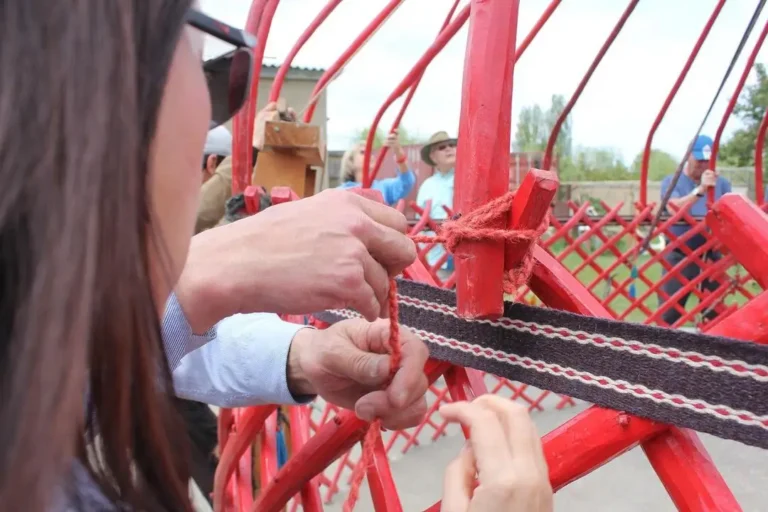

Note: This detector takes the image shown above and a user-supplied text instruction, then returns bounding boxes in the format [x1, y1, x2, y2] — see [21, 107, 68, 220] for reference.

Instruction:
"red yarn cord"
[343, 279, 400, 512]
[343, 192, 547, 511]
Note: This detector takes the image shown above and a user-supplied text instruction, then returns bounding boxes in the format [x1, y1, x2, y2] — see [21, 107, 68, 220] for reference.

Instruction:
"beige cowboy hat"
[420, 131, 457, 166]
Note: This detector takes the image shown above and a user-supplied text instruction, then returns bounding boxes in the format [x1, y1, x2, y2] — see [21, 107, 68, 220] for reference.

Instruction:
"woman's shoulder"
[54, 462, 120, 512]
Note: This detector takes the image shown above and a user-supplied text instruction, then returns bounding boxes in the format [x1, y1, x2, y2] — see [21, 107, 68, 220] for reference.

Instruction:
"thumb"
[329, 343, 390, 388]
[442, 444, 475, 512]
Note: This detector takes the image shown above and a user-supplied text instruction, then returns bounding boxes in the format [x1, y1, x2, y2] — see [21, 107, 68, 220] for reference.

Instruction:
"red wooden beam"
[639, 0, 726, 205]
[268, 0, 345, 102]
[453, 0, 520, 318]
[303, 0, 406, 124]
[543, 0, 639, 170]
[232, 0, 281, 195]
[505, 169, 558, 272]
[361, 6, 470, 186]
[707, 194, 768, 288]
[755, 107, 768, 207]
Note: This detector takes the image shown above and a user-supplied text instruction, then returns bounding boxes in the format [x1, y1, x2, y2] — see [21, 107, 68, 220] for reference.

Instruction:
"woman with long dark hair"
[0, 2, 550, 511]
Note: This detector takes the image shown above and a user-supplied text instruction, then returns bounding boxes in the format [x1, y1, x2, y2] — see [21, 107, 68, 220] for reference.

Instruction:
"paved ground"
[322, 401, 767, 511]
[194, 384, 767, 511]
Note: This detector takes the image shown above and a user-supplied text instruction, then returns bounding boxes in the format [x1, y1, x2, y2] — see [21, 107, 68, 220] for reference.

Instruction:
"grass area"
[540, 246, 758, 324]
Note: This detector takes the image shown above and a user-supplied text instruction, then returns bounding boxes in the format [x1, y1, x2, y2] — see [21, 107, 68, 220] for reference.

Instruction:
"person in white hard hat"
[201, 125, 232, 183]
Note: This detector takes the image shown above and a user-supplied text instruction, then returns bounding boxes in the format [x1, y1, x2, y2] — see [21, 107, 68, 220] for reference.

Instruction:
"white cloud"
[200, 0, 768, 164]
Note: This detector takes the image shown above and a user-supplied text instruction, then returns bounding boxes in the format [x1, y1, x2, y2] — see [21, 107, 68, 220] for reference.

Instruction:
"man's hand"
[288, 319, 429, 430]
[176, 188, 417, 333]
[701, 169, 717, 189]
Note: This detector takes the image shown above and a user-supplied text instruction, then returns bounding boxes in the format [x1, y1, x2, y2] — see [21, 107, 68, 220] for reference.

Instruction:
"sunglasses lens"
[204, 48, 253, 128]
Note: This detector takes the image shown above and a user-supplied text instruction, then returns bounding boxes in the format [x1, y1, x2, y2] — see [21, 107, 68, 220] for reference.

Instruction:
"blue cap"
[691, 134, 713, 161]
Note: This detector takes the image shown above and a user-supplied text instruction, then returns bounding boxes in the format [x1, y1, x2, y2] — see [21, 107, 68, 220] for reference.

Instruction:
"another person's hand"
[176, 188, 416, 332]
[385, 130, 405, 156]
[440, 396, 553, 512]
[287, 318, 429, 429]
[700, 169, 717, 189]
[252, 101, 297, 150]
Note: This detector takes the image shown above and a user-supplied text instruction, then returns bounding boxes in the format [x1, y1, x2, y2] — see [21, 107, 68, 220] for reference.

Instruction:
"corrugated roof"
[262, 63, 325, 73]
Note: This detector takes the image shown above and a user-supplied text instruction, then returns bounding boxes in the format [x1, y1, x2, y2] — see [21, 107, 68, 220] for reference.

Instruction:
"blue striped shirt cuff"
[162, 293, 216, 372]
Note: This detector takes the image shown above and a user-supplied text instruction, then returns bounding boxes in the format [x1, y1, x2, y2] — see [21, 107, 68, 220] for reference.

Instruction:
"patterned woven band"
[313, 278, 768, 449]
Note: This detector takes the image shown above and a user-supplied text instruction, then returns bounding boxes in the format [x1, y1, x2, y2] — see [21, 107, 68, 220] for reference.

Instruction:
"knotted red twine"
[342, 192, 548, 511]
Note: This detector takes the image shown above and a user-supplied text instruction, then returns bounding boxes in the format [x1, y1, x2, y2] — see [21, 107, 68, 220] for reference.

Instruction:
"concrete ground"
[323, 402, 767, 512]
[194, 381, 767, 511]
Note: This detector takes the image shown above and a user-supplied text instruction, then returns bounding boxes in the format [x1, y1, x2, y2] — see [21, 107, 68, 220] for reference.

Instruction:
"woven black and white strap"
[314, 279, 768, 450]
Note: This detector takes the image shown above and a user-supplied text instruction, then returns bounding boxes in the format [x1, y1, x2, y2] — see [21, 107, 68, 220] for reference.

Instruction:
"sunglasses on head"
[187, 10, 256, 128]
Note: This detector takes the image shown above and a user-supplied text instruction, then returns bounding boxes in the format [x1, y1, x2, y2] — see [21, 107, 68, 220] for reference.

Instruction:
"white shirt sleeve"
[171, 311, 314, 408]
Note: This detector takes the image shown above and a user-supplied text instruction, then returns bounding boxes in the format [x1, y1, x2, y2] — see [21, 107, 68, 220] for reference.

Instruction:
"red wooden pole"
[543, 0, 639, 170]
[453, 0, 520, 318]
[232, 0, 281, 194]
[361, 7, 470, 187]
[639, 0, 726, 205]
[302, 0, 406, 124]
[754, 107, 768, 206]
[367, 0, 462, 182]
[268, 0, 345, 103]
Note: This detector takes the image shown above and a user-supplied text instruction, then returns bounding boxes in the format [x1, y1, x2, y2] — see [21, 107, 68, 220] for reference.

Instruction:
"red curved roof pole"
[756, 107, 768, 206]
[708, 18, 768, 203]
[232, 0, 281, 194]
[516, 0, 563, 61]
[365, 0, 462, 183]
[639, 0, 726, 206]
[302, 0, 406, 124]
[543, 0, 640, 170]
[360, 6, 471, 188]
[268, 0, 345, 103]
[366, 0, 564, 184]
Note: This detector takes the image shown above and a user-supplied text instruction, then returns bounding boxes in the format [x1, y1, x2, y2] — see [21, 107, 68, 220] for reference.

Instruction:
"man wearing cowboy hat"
[416, 131, 457, 280]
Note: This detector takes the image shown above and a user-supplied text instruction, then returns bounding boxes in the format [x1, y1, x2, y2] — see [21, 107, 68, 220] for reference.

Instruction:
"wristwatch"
[693, 186, 705, 198]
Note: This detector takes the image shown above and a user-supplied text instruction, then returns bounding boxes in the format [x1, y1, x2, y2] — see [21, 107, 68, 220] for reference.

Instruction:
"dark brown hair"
[0, 1, 194, 510]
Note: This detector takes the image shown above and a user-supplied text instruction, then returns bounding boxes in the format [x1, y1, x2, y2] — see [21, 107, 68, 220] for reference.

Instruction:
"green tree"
[563, 146, 631, 181]
[354, 127, 385, 149]
[353, 126, 423, 148]
[630, 149, 679, 181]
[719, 63, 768, 166]
[513, 94, 572, 160]
[394, 126, 423, 145]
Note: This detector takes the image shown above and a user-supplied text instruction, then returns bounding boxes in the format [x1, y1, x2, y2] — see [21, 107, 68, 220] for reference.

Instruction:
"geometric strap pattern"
[313, 278, 768, 450]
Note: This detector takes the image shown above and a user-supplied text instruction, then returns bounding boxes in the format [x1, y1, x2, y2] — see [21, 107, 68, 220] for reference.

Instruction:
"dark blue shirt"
[660, 173, 731, 250]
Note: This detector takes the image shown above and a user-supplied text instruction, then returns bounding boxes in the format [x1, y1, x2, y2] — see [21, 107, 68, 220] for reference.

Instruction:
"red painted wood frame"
[212, 0, 765, 510]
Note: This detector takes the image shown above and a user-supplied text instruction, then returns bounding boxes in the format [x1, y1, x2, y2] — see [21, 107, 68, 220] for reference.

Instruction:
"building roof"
[260, 64, 325, 81]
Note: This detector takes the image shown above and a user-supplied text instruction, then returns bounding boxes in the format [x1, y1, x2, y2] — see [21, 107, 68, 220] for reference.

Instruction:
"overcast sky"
[199, 0, 768, 164]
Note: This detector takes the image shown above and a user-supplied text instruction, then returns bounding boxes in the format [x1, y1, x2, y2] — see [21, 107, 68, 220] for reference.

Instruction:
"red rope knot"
[412, 192, 549, 294]
[344, 194, 549, 511]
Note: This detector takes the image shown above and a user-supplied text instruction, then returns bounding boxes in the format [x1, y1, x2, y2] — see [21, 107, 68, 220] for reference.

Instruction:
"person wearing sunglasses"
[416, 131, 458, 281]
[0, 2, 549, 511]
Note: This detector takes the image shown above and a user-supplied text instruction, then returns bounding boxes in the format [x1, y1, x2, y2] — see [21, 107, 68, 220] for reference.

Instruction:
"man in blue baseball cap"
[658, 134, 731, 327]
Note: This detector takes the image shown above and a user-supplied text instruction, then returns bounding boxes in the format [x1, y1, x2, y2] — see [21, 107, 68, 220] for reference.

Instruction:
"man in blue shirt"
[658, 134, 731, 326]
